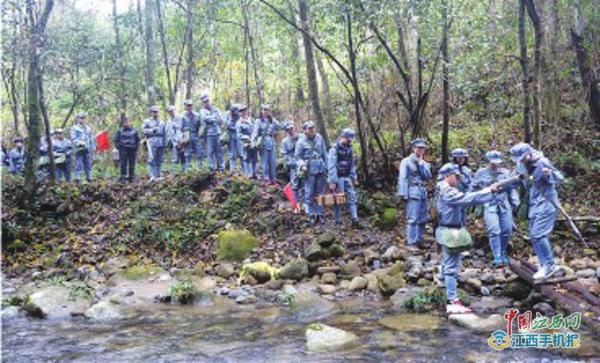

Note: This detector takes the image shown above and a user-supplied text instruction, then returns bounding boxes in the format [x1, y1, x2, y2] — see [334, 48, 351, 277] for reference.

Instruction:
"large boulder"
[305, 323, 358, 352]
[348, 276, 368, 291]
[377, 262, 406, 297]
[216, 263, 235, 278]
[84, 301, 131, 321]
[317, 232, 336, 248]
[28, 286, 90, 319]
[449, 313, 504, 332]
[279, 258, 309, 281]
[217, 229, 258, 261]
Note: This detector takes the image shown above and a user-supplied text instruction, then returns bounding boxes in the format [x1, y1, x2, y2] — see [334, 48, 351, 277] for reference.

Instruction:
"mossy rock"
[305, 242, 324, 262]
[378, 208, 397, 229]
[119, 264, 163, 280]
[317, 232, 336, 248]
[217, 229, 258, 261]
[325, 244, 346, 258]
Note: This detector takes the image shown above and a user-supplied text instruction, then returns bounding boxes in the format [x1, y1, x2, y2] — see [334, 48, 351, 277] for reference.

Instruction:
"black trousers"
[119, 147, 137, 181]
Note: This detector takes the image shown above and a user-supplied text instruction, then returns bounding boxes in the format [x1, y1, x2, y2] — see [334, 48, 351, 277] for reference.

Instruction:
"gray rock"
[363, 248, 381, 264]
[449, 313, 504, 332]
[321, 272, 337, 284]
[290, 292, 336, 321]
[228, 288, 249, 300]
[391, 287, 422, 313]
[576, 269, 596, 279]
[340, 260, 362, 277]
[1, 306, 20, 319]
[216, 263, 235, 278]
[597, 267, 600, 279]
[264, 280, 285, 290]
[84, 301, 129, 321]
[317, 284, 337, 295]
[317, 232, 336, 248]
[28, 286, 90, 319]
[305, 242, 324, 262]
[480, 273, 494, 284]
[282, 284, 298, 295]
[348, 276, 368, 291]
[305, 323, 358, 352]
[279, 258, 309, 281]
[470, 296, 513, 313]
[382, 246, 400, 262]
[236, 294, 257, 304]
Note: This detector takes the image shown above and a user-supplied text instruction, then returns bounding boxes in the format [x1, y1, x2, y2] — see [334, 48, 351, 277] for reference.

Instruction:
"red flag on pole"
[283, 183, 298, 211]
[95, 130, 110, 152]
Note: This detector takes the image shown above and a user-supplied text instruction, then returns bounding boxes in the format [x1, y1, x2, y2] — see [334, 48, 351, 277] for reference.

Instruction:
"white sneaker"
[533, 264, 562, 280]
[446, 299, 472, 314]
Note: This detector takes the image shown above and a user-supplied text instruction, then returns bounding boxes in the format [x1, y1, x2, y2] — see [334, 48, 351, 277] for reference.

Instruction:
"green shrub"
[217, 229, 258, 261]
[378, 208, 397, 229]
[168, 280, 198, 304]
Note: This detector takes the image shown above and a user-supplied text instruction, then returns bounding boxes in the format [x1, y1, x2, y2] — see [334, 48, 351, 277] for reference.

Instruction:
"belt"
[440, 224, 463, 229]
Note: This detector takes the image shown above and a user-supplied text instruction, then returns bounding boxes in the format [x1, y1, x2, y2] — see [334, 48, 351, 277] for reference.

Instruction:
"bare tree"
[298, 0, 328, 147]
[143, 0, 157, 105]
[525, 0, 543, 148]
[156, 0, 174, 105]
[441, 0, 450, 163]
[518, 0, 532, 143]
[112, 0, 127, 120]
[241, 0, 265, 106]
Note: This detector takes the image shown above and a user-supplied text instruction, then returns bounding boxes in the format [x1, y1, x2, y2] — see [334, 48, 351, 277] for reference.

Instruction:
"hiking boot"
[502, 256, 510, 266]
[351, 219, 360, 229]
[492, 257, 504, 268]
[446, 299, 472, 314]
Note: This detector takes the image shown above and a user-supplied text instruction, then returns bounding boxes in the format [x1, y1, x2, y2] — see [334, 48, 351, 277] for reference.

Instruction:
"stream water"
[3, 295, 599, 362]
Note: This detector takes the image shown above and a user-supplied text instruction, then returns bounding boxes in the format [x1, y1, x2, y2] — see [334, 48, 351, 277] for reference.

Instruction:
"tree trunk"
[185, 0, 194, 100]
[316, 54, 334, 127]
[298, 0, 328, 148]
[143, 0, 156, 105]
[287, 3, 305, 119]
[24, 0, 54, 206]
[525, 0, 543, 149]
[112, 0, 127, 121]
[441, 0, 450, 164]
[156, 0, 173, 105]
[571, 0, 600, 130]
[345, 4, 369, 182]
[518, 0, 532, 143]
[241, 0, 264, 106]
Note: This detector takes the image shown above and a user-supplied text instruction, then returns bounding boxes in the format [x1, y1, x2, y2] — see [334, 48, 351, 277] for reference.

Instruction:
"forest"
[1, 0, 600, 361]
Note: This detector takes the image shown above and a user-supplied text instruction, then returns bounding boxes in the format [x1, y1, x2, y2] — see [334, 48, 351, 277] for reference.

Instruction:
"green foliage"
[120, 264, 162, 280]
[217, 179, 257, 224]
[405, 286, 470, 312]
[378, 208, 398, 229]
[217, 229, 258, 261]
[168, 280, 198, 304]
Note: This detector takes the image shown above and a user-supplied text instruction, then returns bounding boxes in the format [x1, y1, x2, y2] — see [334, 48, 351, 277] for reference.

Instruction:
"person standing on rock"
[51, 129, 73, 182]
[166, 105, 191, 174]
[472, 151, 519, 267]
[114, 117, 140, 183]
[397, 138, 432, 247]
[71, 112, 95, 183]
[143, 105, 167, 181]
[182, 99, 204, 168]
[225, 103, 242, 174]
[509, 143, 565, 281]
[436, 163, 502, 314]
[253, 104, 281, 185]
[8, 136, 26, 175]
[451, 148, 473, 226]
[328, 128, 359, 228]
[200, 94, 225, 173]
[295, 121, 328, 224]
[236, 105, 258, 178]
[281, 122, 303, 212]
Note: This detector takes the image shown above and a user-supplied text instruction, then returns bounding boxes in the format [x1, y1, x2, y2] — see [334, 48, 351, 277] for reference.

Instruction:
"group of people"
[398, 139, 565, 314]
[3, 95, 361, 227]
[2, 114, 96, 183]
[4, 97, 567, 315]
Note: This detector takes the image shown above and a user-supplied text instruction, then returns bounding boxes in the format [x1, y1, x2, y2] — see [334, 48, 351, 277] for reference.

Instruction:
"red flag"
[283, 183, 298, 210]
[95, 130, 110, 152]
